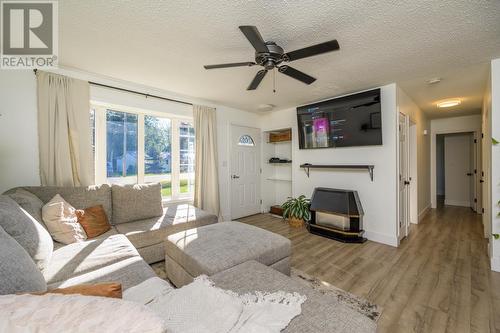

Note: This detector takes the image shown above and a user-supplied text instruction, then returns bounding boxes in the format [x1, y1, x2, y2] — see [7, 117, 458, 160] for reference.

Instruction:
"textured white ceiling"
[59, 0, 500, 114]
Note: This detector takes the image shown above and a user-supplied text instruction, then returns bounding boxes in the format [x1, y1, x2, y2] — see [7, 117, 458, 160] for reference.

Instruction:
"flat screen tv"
[297, 89, 382, 149]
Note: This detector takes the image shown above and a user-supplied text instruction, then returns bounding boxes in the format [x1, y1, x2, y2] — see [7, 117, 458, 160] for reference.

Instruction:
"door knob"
[404, 180, 410, 185]
[480, 179, 484, 183]
[232, 175, 240, 179]
[466, 173, 473, 176]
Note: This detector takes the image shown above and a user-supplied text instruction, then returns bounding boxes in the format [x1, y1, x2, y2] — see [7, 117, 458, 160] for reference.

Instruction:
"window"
[106, 110, 138, 184]
[92, 104, 195, 201]
[179, 122, 195, 195]
[238, 134, 255, 146]
[144, 116, 172, 197]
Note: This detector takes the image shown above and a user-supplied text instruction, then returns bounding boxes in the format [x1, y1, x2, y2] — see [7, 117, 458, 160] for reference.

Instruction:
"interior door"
[398, 113, 409, 240]
[230, 125, 261, 219]
[471, 134, 477, 211]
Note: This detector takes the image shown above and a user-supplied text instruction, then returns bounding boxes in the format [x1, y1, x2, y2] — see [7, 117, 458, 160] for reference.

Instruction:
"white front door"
[398, 113, 409, 240]
[230, 125, 261, 219]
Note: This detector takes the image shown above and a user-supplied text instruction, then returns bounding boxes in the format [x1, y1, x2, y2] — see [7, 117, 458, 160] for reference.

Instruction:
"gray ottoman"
[164, 221, 291, 287]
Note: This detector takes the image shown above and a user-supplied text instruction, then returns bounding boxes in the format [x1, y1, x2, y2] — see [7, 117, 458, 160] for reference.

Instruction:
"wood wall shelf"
[300, 164, 375, 181]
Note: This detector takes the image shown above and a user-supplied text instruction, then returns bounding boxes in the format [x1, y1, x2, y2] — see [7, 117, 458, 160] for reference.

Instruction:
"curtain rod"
[33, 69, 193, 106]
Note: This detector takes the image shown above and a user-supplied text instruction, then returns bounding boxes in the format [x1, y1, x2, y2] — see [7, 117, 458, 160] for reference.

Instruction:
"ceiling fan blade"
[285, 40, 339, 62]
[278, 66, 316, 85]
[247, 70, 268, 90]
[204, 62, 256, 69]
[239, 26, 269, 53]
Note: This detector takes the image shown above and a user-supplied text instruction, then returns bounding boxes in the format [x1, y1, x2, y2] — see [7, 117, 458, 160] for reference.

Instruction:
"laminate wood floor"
[238, 206, 500, 333]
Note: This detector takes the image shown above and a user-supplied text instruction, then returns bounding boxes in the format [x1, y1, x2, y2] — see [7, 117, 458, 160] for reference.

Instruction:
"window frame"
[92, 101, 195, 203]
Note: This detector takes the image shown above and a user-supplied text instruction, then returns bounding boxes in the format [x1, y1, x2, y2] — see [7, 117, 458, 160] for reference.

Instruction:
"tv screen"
[297, 89, 382, 149]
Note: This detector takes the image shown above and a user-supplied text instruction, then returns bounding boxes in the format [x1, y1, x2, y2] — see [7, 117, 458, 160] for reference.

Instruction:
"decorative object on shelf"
[269, 157, 292, 164]
[281, 195, 311, 228]
[300, 163, 375, 181]
[269, 129, 292, 143]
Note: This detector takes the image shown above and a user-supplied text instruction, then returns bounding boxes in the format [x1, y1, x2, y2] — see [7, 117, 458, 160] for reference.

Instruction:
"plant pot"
[288, 217, 305, 228]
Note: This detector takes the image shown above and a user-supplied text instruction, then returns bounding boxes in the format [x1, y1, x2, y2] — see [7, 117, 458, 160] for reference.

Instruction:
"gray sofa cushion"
[0, 226, 47, 294]
[48, 257, 157, 291]
[44, 234, 140, 285]
[0, 195, 53, 271]
[211, 261, 377, 333]
[17, 184, 113, 223]
[115, 204, 218, 249]
[7, 188, 45, 227]
[111, 183, 163, 224]
[165, 221, 291, 277]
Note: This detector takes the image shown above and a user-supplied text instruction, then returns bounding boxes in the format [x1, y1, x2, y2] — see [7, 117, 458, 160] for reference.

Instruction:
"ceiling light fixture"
[437, 99, 461, 108]
[427, 78, 441, 84]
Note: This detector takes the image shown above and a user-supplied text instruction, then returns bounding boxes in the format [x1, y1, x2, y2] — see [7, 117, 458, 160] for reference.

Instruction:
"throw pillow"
[111, 183, 163, 224]
[0, 226, 47, 295]
[42, 194, 87, 244]
[0, 195, 53, 272]
[75, 205, 111, 238]
[0, 294, 168, 333]
[33, 282, 122, 299]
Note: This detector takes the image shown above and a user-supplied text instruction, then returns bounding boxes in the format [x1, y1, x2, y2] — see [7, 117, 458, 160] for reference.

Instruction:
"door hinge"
[482, 208, 485, 213]
[474, 139, 477, 143]
[260, 199, 262, 204]
[482, 133, 484, 138]
[474, 198, 477, 203]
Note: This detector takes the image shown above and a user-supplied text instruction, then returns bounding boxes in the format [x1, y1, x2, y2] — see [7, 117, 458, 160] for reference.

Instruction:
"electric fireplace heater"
[308, 187, 366, 243]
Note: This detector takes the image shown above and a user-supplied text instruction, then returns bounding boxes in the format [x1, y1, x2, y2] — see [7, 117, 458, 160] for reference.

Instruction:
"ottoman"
[164, 221, 291, 287]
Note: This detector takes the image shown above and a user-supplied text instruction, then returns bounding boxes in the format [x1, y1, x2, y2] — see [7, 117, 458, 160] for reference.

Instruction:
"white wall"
[444, 133, 473, 207]
[260, 84, 399, 247]
[0, 71, 39, 193]
[430, 115, 482, 208]
[0, 68, 258, 222]
[397, 87, 431, 221]
[489, 58, 500, 272]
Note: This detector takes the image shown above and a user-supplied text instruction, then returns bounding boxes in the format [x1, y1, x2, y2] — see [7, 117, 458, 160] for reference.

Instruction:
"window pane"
[179, 122, 195, 195]
[144, 116, 172, 198]
[106, 110, 138, 184]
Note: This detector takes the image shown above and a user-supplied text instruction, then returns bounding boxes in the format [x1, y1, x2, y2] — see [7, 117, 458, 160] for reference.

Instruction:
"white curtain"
[37, 71, 93, 187]
[193, 105, 220, 216]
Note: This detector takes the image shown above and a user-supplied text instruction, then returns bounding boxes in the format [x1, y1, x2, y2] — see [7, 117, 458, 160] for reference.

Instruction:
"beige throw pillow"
[42, 194, 87, 244]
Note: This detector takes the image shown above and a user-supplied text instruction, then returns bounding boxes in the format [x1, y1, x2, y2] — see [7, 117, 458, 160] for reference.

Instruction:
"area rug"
[150, 262, 382, 323]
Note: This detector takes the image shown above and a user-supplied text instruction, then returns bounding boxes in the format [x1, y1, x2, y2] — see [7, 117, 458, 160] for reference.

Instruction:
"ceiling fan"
[203, 26, 340, 91]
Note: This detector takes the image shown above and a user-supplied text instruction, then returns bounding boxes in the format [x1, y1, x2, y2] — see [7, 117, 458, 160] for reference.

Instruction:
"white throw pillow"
[42, 194, 87, 244]
[0, 294, 168, 333]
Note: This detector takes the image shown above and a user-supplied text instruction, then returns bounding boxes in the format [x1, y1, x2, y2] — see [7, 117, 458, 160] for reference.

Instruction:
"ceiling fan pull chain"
[273, 67, 276, 93]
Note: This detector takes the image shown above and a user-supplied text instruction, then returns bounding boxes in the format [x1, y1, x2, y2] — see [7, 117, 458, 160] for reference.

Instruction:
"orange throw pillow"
[76, 205, 111, 238]
[33, 283, 122, 299]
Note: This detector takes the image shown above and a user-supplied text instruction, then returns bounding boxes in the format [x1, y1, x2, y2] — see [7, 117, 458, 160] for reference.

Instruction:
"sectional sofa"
[0, 184, 376, 332]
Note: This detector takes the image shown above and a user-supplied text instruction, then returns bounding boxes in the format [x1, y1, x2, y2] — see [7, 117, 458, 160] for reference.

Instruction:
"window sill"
[162, 197, 194, 206]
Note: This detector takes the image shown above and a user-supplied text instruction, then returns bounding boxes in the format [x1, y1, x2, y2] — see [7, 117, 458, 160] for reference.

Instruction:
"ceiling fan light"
[437, 99, 461, 108]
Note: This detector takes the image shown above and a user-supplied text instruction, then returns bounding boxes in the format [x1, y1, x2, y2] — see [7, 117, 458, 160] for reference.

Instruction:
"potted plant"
[281, 195, 311, 228]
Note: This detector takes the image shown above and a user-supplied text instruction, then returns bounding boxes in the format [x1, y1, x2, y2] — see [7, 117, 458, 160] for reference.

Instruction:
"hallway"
[239, 206, 500, 332]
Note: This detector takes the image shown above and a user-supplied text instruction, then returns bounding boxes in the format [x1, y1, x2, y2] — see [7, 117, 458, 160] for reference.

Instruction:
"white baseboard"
[444, 199, 470, 207]
[491, 256, 500, 272]
[364, 230, 399, 247]
[418, 205, 431, 223]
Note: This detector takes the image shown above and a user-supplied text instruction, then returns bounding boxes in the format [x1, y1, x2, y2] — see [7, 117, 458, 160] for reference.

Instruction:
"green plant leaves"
[281, 195, 311, 220]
